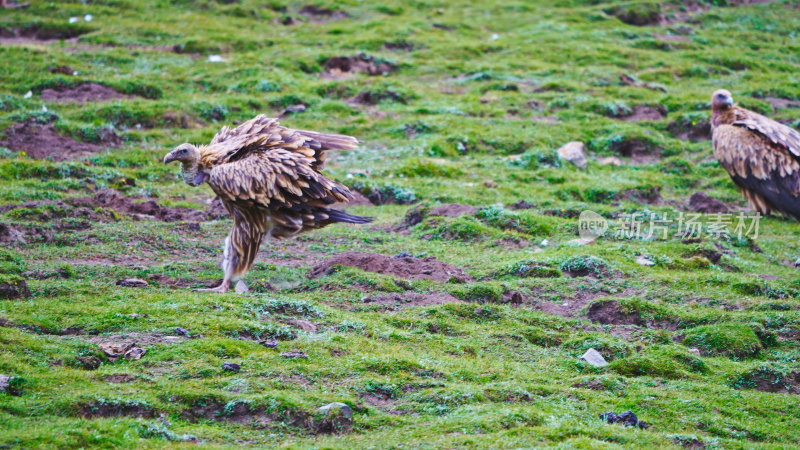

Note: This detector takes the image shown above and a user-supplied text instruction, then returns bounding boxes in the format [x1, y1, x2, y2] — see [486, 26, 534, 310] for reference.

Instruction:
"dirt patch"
[103, 374, 138, 383]
[350, 90, 406, 105]
[81, 402, 155, 418]
[361, 291, 463, 310]
[0, 223, 26, 245]
[323, 53, 397, 79]
[0, 280, 31, 299]
[147, 273, 220, 289]
[41, 83, 132, 104]
[668, 119, 710, 142]
[429, 204, 476, 218]
[73, 188, 207, 222]
[749, 371, 800, 394]
[618, 105, 666, 122]
[617, 187, 663, 205]
[0, 23, 91, 42]
[310, 252, 472, 283]
[688, 191, 729, 214]
[609, 138, 661, 165]
[81, 332, 187, 348]
[0, 121, 111, 160]
[384, 40, 415, 51]
[766, 97, 800, 109]
[181, 399, 312, 429]
[586, 300, 644, 326]
[299, 5, 348, 21]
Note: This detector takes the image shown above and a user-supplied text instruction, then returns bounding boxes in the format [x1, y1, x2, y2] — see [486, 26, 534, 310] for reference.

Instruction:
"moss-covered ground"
[2, 0, 800, 448]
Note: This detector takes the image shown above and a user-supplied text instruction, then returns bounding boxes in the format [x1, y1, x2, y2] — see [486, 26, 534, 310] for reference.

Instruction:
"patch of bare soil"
[80, 402, 155, 418]
[429, 204, 476, 217]
[0, 317, 87, 336]
[309, 252, 472, 283]
[617, 187, 663, 205]
[668, 119, 710, 142]
[609, 137, 661, 165]
[41, 83, 132, 103]
[748, 371, 800, 394]
[361, 291, 463, 310]
[103, 374, 138, 383]
[72, 188, 207, 222]
[147, 273, 220, 289]
[384, 40, 415, 51]
[618, 105, 667, 122]
[181, 399, 310, 429]
[323, 53, 397, 79]
[299, 5, 348, 21]
[350, 90, 406, 105]
[586, 300, 644, 326]
[766, 97, 800, 109]
[0, 23, 91, 43]
[688, 191, 729, 214]
[0, 121, 113, 160]
[81, 332, 187, 348]
[0, 280, 31, 299]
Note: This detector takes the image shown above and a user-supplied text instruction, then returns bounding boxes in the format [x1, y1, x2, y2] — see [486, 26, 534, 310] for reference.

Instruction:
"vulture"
[711, 89, 800, 220]
[163, 115, 372, 293]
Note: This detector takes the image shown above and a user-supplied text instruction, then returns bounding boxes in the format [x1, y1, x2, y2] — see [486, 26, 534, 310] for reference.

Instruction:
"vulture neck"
[180, 159, 206, 186]
[712, 106, 733, 128]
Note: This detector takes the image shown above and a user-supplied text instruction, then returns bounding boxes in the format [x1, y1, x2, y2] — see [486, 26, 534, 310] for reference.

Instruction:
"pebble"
[557, 141, 587, 169]
[222, 362, 241, 372]
[315, 402, 353, 433]
[636, 256, 656, 266]
[280, 350, 309, 359]
[116, 278, 148, 288]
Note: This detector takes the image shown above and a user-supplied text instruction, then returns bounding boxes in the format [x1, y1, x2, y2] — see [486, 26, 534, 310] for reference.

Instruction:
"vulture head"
[163, 143, 206, 186]
[711, 89, 734, 110]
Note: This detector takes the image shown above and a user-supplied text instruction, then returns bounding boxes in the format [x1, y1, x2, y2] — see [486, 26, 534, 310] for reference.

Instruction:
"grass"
[1, 0, 800, 448]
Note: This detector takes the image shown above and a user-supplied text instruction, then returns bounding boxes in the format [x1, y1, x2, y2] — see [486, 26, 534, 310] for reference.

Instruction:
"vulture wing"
[713, 115, 800, 219]
[203, 114, 357, 171]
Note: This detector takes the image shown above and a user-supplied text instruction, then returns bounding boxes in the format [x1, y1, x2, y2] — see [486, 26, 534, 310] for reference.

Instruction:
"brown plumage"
[164, 115, 371, 293]
[711, 89, 800, 220]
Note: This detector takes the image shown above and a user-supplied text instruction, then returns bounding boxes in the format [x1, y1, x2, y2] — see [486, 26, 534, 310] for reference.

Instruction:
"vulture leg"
[194, 209, 269, 293]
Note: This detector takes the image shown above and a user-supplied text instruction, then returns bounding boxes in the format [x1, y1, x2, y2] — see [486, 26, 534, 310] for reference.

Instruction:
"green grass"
[2, 0, 800, 448]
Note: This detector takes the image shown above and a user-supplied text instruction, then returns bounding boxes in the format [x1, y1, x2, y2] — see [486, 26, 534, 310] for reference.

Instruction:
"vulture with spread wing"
[164, 115, 371, 293]
[711, 89, 800, 220]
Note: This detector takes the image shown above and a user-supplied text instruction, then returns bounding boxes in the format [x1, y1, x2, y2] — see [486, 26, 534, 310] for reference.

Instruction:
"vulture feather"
[164, 115, 371, 293]
[711, 89, 800, 220]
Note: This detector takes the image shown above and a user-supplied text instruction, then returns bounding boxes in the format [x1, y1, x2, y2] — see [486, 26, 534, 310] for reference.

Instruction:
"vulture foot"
[192, 280, 231, 293]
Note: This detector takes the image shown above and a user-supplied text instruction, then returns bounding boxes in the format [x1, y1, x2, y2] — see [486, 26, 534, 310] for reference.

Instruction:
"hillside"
[1, 0, 800, 448]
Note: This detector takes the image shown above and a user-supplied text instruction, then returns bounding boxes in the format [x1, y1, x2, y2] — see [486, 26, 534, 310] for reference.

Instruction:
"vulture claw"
[192, 281, 231, 293]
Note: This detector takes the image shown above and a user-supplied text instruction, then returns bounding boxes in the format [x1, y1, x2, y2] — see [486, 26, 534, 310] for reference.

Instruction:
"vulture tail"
[298, 130, 359, 150]
[325, 208, 373, 224]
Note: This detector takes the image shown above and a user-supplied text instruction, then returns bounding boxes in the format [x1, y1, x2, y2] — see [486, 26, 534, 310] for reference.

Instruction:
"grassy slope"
[1, 0, 800, 447]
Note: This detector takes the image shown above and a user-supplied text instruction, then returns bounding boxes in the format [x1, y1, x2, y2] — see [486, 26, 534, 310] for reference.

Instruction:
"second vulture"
[711, 89, 800, 220]
[164, 115, 372, 293]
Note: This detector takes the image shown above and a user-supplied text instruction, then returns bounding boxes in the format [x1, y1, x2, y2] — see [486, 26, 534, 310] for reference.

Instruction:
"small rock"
[99, 342, 146, 361]
[483, 180, 498, 188]
[557, 141, 587, 169]
[222, 362, 241, 372]
[636, 256, 655, 266]
[794, 258, 800, 268]
[566, 238, 596, 246]
[161, 336, 182, 343]
[84, 14, 93, 22]
[599, 411, 649, 429]
[688, 348, 701, 356]
[116, 278, 148, 288]
[128, 313, 142, 319]
[280, 350, 309, 359]
[23, 90, 32, 99]
[124, 347, 146, 360]
[174, 327, 189, 336]
[315, 402, 354, 433]
[540, 239, 549, 247]
[260, 338, 279, 349]
[0, 375, 10, 393]
[207, 54, 224, 63]
[598, 156, 624, 166]
[580, 348, 608, 367]
[280, 104, 307, 117]
[235, 280, 249, 294]
[68, 16, 79, 24]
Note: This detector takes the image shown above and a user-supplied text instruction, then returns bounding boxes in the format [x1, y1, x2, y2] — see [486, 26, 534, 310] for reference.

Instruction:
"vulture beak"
[724, 97, 734, 107]
[163, 151, 177, 164]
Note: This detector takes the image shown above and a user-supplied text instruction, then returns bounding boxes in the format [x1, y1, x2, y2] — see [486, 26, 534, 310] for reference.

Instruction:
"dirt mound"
[81, 402, 155, 418]
[0, 121, 109, 160]
[766, 97, 800, 109]
[429, 204, 476, 218]
[362, 291, 463, 309]
[324, 53, 397, 78]
[688, 192, 729, 214]
[205, 197, 230, 220]
[299, 5, 348, 21]
[617, 187, 663, 205]
[587, 300, 644, 326]
[0, 23, 92, 42]
[104, 374, 138, 383]
[0, 280, 31, 299]
[0, 223, 26, 244]
[668, 119, 710, 142]
[619, 105, 666, 122]
[350, 90, 406, 105]
[749, 371, 800, 394]
[609, 138, 661, 165]
[41, 83, 132, 104]
[310, 252, 472, 283]
[71, 189, 207, 222]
